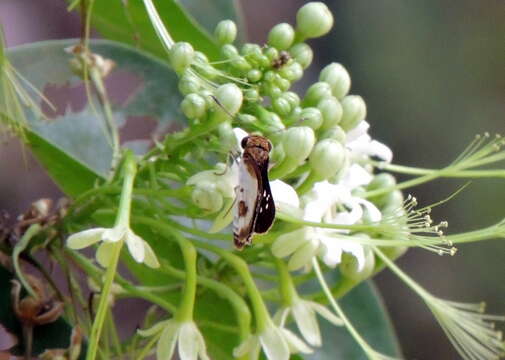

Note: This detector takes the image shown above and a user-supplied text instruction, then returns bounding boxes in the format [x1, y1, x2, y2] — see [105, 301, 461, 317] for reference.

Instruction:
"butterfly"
[233, 135, 276, 250]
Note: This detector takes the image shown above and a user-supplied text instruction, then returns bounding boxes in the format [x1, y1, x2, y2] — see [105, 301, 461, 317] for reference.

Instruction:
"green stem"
[160, 262, 251, 340]
[274, 258, 298, 306]
[371, 162, 505, 178]
[269, 157, 297, 180]
[296, 171, 319, 195]
[134, 216, 271, 333]
[13, 224, 42, 298]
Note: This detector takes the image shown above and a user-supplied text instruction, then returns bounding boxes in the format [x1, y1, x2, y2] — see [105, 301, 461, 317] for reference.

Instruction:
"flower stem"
[12, 224, 41, 298]
[274, 258, 298, 306]
[86, 153, 137, 360]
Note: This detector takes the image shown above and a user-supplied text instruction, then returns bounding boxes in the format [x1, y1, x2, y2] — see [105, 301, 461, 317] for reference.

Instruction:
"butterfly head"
[241, 135, 272, 152]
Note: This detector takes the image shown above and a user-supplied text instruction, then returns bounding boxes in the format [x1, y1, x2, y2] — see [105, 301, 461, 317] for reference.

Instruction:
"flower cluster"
[60, 2, 505, 360]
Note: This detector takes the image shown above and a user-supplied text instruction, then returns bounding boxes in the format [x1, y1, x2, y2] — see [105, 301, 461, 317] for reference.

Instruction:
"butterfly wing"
[253, 158, 275, 234]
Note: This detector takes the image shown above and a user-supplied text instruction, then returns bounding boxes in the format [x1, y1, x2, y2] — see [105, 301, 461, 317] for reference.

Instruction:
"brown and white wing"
[233, 154, 260, 250]
[253, 158, 275, 234]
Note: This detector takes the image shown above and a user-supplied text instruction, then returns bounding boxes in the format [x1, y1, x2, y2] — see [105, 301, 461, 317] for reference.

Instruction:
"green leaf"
[6, 39, 183, 195]
[85, 0, 240, 61]
[305, 281, 402, 360]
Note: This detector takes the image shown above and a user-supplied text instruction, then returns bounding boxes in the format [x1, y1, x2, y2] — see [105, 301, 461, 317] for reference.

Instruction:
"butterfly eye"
[241, 136, 249, 149]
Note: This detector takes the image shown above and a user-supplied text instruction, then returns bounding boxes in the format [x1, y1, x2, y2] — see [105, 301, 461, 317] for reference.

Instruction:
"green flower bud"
[215, 20, 237, 45]
[264, 84, 282, 98]
[279, 62, 303, 82]
[237, 113, 257, 125]
[241, 43, 262, 58]
[221, 44, 239, 59]
[282, 126, 316, 161]
[258, 54, 271, 68]
[218, 121, 237, 151]
[263, 71, 276, 83]
[215, 83, 243, 115]
[271, 143, 285, 164]
[178, 72, 201, 95]
[282, 91, 300, 108]
[273, 97, 292, 116]
[244, 88, 260, 102]
[340, 243, 375, 281]
[309, 139, 345, 179]
[231, 56, 252, 71]
[247, 69, 262, 82]
[318, 96, 343, 130]
[169, 42, 194, 73]
[198, 89, 215, 109]
[258, 110, 285, 131]
[367, 173, 398, 208]
[320, 62, 351, 99]
[192, 182, 223, 213]
[267, 23, 295, 50]
[340, 95, 367, 131]
[181, 93, 206, 119]
[303, 81, 332, 107]
[276, 78, 291, 92]
[299, 107, 323, 130]
[319, 125, 346, 143]
[382, 190, 404, 215]
[264, 47, 279, 61]
[296, 2, 334, 39]
[193, 51, 209, 64]
[289, 43, 313, 69]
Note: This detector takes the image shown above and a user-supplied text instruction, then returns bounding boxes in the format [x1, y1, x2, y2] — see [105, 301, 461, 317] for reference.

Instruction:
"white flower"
[346, 120, 393, 163]
[272, 180, 381, 270]
[233, 322, 312, 360]
[274, 298, 343, 347]
[67, 225, 159, 268]
[138, 319, 210, 360]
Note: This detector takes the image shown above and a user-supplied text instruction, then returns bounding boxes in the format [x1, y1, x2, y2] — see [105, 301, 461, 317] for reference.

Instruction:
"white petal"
[368, 140, 393, 162]
[95, 242, 116, 267]
[273, 307, 290, 327]
[310, 302, 343, 326]
[233, 335, 258, 358]
[259, 326, 290, 360]
[280, 328, 313, 354]
[157, 320, 180, 360]
[345, 120, 369, 142]
[340, 164, 372, 189]
[233, 127, 249, 152]
[125, 230, 145, 263]
[178, 322, 199, 360]
[287, 237, 319, 271]
[194, 325, 210, 360]
[143, 241, 160, 268]
[66, 228, 106, 249]
[270, 180, 299, 208]
[292, 300, 321, 346]
[357, 198, 382, 222]
[340, 242, 366, 272]
[318, 237, 343, 268]
[102, 226, 126, 243]
[271, 228, 311, 258]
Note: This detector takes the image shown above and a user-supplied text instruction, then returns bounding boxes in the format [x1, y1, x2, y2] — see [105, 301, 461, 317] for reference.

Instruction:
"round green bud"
[237, 113, 257, 125]
[303, 81, 332, 107]
[271, 143, 286, 164]
[317, 97, 343, 130]
[340, 243, 375, 281]
[244, 88, 260, 102]
[241, 43, 262, 57]
[264, 84, 282, 98]
[181, 93, 206, 119]
[169, 42, 194, 73]
[282, 91, 300, 108]
[382, 190, 404, 215]
[215, 83, 243, 115]
[193, 51, 209, 64]
[273, 97, 292, 116]
[276, 78, 291, 92]
[192, 182, 223, 213]
[217, 121, 237, 150]
[299, 107, 323, 130]
[263, 71, 276, 83]
[319, 125, 346, 143]
[264, 47, 279, 62]
[289, 43, 313, 69]
[221, 44, 239, 59]
[367, 173, 398, 207]
[279, 62, 303, 82]
[258, 54, 271, 68]
[309, 139, 346, 179]
[320, 62, 351, 99]
[178, 72, 201, 95]
[267, 23, 295, 50]
[198, 89, 215, 109]
[231, 56, 252, 71]
[282, 126, 316, 161]
[340, 95, 367, 131]
[247, 69, 262, 82]
[215, 20, 237, 45]
[296, 2, 334, 39]
[259, 110, 285, 131]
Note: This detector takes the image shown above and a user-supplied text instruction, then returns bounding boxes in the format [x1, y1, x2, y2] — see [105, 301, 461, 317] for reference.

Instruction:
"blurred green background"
[1, 1, 503, 359]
